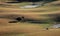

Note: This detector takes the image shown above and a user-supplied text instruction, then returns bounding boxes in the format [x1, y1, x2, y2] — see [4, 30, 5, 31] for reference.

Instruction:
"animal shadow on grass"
[9, 21, 18, 23]
[8, 16, 46, 24]
[9, 17, 25, 23]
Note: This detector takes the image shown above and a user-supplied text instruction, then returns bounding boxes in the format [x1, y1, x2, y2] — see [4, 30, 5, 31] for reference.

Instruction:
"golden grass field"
[0, 2, 60, 36]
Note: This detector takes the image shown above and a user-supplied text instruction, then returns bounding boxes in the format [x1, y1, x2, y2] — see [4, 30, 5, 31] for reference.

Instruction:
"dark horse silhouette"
[16, 16, 24, 21]
[9, 16, 25, 23]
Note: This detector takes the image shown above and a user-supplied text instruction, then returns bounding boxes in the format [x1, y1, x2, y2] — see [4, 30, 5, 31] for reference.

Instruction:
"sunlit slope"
[0, 5, 60, 36]
[0, 6, 60, 20]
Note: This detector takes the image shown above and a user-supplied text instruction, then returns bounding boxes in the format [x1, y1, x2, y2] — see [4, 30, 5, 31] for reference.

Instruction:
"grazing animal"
[9, 16, 25, 23]
[16, 17, 22, 21]
[16, 16, 25, 22]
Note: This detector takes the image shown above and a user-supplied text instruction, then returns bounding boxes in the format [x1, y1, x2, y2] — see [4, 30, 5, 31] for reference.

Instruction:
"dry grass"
[48, 1, 60, 6]
[0, 19, 60, 36]
[0, 6, 60, 20]
[0, 3, 60, 36]
[0, 18, 60, 36]
[0, 18, 45, 36]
